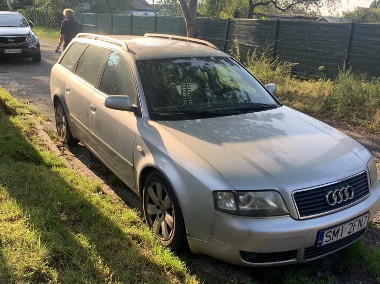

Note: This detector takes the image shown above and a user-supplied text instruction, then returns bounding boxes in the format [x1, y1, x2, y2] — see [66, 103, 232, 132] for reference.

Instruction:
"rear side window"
[60, 43, 88, 72]
[76, 45, 109, 86]
[99, 51, 137, 102]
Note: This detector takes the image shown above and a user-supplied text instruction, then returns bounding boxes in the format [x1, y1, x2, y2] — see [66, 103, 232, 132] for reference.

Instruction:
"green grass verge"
[344, 225, 380, 283]
[34, 26, 60, 42]
[232, 41, 380, 134]
[0, 88, 198, 283]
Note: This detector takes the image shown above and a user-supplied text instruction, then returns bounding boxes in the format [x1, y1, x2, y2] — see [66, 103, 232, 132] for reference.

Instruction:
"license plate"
[317, 213, 369, 247]
[4, 49, 22, 54]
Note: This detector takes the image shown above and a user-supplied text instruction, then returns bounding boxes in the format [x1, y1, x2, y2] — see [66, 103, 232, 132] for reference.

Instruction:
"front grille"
[0, 36, 26, 44]
[304, 229, 364, 260]
[240, 250, 297, 263]
[293, 172, 369, 218]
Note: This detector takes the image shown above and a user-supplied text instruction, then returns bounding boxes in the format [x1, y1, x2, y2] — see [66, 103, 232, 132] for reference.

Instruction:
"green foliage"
[0, 88, 199, 284]
[198, 0, 340, 18]
[342, 7, 380, 23]
[8, 0, 32, 10]
[345, 239, 380, 281]
[239, 44, 380, 133]
[0, 0, 9, 10]
[326, 71, 380, 130]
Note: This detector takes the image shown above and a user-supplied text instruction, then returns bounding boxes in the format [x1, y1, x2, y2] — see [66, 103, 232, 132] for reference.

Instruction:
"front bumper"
[188, 180, 380, 266]
[0, 43, 40, 58]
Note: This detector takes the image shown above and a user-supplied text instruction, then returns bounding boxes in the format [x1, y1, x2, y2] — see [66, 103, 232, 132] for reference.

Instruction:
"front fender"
[133, 119, 232, 242]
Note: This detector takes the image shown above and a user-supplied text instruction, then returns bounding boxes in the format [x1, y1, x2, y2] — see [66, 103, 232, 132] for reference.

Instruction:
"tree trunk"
[0, 98, 17, 116]
[178, 0, 198, 38]
[247, 0, 256, 18]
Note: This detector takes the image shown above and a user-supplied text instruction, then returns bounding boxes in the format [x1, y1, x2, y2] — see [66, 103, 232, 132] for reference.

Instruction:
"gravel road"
[1, 38, 379, 284]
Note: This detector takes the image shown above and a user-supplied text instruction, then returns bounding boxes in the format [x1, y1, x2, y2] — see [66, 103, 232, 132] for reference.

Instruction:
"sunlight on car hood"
[159, 106, 369, 191]
[0, 27, 31, 36]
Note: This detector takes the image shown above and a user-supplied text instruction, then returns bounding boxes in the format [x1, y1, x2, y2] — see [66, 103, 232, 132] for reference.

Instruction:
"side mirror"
[28, 21, 34, 27]
[105, 96, 132, 111]
[265, 83, 277, 95]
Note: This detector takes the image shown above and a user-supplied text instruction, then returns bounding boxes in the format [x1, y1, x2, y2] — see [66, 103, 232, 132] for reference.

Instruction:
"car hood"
[0, 27, 30, 36]
[159, 106, 369, 191]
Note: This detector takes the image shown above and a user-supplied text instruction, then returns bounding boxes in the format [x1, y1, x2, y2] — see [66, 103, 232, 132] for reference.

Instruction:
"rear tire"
[32, 52, 41, 62]
[54, 100, 78, 145]
[143, 171, 187, 250]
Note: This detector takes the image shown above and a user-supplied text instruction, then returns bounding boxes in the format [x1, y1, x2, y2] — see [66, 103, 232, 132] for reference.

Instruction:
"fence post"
[130, 14, 133, 35]
[154, 14, 157, 33]
[111, 14, 114, 34]
[344, 22, 355, 72]
[273, 19, 280, 60]
[95, 13, 98, 33]
[223, 19, 231, 52]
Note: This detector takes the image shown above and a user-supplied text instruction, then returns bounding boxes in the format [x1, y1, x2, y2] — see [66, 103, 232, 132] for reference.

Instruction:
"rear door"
[66, 45, 109, 143]
[89, 50, 139, 188]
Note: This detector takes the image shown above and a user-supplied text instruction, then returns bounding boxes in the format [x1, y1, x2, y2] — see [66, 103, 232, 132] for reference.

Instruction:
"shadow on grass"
[0, 249, 14, 283]
[0, 111, 189, 283]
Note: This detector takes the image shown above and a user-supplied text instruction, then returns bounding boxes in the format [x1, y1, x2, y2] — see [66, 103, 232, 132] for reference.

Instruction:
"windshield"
[137, 57, 279, 120]
[0, 14, 29, 27]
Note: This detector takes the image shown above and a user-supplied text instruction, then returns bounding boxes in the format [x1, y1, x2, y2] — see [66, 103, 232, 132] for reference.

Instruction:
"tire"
[32, 51, 41, 62]
[54, 100, 78, 145]
[143, 171, 187, 250]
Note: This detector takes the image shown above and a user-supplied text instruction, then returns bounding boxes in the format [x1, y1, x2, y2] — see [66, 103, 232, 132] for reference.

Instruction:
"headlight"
[368, 155, 378, 187]
[213, 190, 289, 217]
[26, 32, 38, 47]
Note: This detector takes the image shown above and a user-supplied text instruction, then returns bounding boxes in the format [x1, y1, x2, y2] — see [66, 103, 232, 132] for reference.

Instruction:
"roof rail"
[144, 33, 218, 50]
[76, 33, 129, 51]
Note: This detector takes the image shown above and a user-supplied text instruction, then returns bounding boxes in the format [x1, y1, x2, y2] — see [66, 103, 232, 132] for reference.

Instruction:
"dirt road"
[1, 39, 379, 284]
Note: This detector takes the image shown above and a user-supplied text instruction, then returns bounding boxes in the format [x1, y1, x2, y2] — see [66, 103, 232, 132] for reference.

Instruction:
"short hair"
[63, 8, 74, 17]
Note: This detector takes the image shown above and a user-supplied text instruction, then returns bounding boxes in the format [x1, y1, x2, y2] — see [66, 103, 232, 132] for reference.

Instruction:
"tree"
[178, 0, 198, 37]
[8, 0, 33, 10]
[246, 0, 340, 18]
[199, 0, 339, 19]
[370, 0, 379, 8]
[342, 7, 380, 23]
[0, 0, 9, 10]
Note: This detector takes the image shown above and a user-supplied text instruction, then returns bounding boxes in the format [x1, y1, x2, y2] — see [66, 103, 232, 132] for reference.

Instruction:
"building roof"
[132, 0, 153, 11]
[317, 16, 344, 23]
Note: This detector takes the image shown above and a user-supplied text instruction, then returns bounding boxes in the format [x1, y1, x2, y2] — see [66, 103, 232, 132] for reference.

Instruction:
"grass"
[232, 41, 380, 134]
[1, 80, 379, 284]
[1, 30, 379, 283]
[0, 87, 199, 283]
[34, 26, 60, 42]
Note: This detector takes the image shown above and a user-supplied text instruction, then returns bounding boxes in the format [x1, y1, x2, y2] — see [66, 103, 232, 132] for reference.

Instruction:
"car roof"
[74, 33, 228, 60]
[0, 11, 21, 15]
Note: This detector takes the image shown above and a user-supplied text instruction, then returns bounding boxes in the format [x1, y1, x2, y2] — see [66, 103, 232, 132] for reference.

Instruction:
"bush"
[238, 43, 380, 133]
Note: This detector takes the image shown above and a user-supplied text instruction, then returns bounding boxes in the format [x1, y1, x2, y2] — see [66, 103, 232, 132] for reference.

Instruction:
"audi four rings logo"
[325, 185, 355, 206]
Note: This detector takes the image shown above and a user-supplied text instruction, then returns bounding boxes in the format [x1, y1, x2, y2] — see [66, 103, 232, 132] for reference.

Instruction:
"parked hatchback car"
[0, 11, 41, 62]
[50, 33, 380, 266]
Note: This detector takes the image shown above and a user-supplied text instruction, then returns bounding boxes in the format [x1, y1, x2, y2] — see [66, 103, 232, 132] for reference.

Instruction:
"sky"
[323, 0, 373, 15]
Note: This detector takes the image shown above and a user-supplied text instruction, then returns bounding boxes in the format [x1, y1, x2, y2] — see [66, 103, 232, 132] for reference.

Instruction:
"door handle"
[89, 104, 97, 112]
[65, 86, 70, 92]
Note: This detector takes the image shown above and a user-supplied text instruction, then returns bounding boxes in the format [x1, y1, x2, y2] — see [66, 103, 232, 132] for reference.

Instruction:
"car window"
[99, 51, 137, 102]
[0, 14, 28, 27]
[137, 56, 279, 120]
[76, 45, 109, 86]
[60, 43, 88, 72]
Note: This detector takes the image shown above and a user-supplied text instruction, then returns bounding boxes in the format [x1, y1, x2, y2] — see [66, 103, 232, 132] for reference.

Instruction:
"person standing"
[56, 8, 82, 51]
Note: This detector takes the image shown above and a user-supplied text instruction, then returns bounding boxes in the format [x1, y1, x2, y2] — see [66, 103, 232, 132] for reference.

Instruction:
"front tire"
[143, 171, 187, 250]
[54, 100, 78, 145]
[32, 51, 41, 62]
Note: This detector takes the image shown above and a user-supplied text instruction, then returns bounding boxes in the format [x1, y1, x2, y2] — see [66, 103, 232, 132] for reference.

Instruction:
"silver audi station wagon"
[50, 33, 380, 266]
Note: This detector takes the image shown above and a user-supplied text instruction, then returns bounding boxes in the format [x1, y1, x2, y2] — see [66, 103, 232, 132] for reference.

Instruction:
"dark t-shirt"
[60, 16, 82, 48]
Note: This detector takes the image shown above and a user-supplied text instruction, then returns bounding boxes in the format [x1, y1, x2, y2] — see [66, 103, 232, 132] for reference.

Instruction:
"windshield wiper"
[153, 103, 278, 119]
[236, 103, 278, 112]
